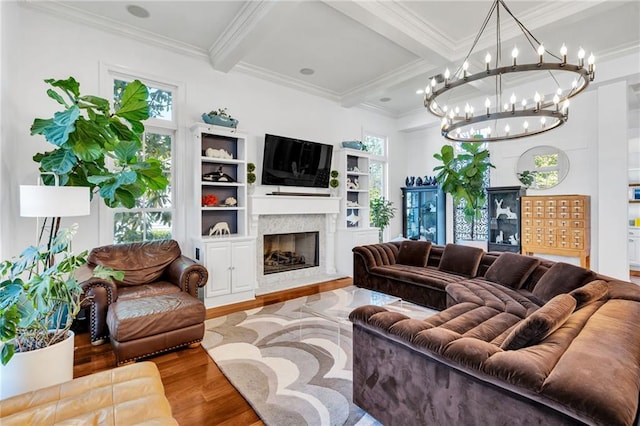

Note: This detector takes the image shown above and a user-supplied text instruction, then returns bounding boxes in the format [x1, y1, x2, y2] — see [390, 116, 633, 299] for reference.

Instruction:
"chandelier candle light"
[423, 0, 595, 143]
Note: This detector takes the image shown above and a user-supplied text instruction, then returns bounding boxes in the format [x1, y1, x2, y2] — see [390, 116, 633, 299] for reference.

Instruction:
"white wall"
[0, 2, 403, 258]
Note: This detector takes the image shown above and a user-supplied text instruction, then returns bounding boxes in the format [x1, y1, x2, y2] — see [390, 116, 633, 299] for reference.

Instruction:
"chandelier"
[424, 0, 595, 143]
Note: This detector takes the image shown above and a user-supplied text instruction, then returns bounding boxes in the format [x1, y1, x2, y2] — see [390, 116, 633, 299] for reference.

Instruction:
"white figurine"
[509, 233, 519, 245]
[209, 222, 230, 236]
[224, 196, 237, 206]
[428, 203, 436, 212]
[346, 177, 359, 190]
[205, 148, 233, 159]
[495, 199, 518, 219]
[496, 230, 504, 244]
[346, 211, 360, 225]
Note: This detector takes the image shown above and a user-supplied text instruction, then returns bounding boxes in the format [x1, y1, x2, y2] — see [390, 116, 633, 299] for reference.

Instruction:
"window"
[363, 133, 388, 225]
[101, 68, 179, 245]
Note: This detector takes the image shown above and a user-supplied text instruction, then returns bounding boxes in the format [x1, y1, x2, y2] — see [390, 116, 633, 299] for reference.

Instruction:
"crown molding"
[20, 0, 208, 60]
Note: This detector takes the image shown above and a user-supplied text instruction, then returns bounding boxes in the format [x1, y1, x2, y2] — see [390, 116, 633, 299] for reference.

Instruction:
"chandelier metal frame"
[424, 0, 595, 143]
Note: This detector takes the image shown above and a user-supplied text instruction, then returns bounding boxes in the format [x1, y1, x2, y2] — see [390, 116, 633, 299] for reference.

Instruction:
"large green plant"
[433, 142, 495, 239]
[370, 196, 396, 243]
[0, 225, 122, 365]
[30, 77, 168, 208]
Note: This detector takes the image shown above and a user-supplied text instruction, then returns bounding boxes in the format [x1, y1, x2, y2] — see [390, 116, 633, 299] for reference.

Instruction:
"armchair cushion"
[88, 240, 181, 286]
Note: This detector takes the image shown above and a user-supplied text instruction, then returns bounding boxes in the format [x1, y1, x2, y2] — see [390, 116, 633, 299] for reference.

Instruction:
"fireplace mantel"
[250, 195, 340, 215]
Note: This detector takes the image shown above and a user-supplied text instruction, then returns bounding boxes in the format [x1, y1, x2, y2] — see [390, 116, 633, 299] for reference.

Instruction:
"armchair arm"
[78, 264, 118, 345]
[353, 243, 400, 270]
[165, 256, 208, 298]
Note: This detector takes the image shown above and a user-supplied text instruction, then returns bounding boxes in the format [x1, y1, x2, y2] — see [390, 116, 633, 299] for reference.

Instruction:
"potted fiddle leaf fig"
[433, 142, 495, 240]
[31, 77, 169, 209]
[370, 196, 396, 243]
[0, 225, 122, 398]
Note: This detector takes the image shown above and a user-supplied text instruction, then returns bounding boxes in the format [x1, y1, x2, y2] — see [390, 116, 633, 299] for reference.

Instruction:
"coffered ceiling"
[22, 0, 640, 117]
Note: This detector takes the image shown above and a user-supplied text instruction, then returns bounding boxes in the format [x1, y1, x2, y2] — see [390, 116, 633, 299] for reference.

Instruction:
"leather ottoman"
[107, 292, 206, 365]
[0, 362, 177, 425]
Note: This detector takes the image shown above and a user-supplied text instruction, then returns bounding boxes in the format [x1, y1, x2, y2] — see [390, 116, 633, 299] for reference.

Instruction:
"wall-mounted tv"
[261, 134, 333, 188]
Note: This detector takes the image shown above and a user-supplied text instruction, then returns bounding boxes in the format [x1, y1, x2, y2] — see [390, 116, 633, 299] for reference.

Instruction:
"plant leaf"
[40, 148, 78, 174]
[115, 80, 150, 123]
[41, 106, 81, 147]
[45, 77, 80, 98]
[46, 89, 67, 106]
[114, 140, 139, 163]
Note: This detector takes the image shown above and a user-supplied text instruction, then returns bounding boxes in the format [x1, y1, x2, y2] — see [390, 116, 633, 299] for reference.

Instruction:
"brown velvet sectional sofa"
[349, 241, 640, 426]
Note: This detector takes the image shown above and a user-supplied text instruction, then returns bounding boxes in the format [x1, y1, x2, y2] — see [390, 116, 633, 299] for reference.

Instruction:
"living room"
[1, 0, 640, 424]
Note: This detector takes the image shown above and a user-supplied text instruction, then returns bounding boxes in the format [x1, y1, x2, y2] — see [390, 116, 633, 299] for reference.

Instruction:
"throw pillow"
[438, 243, 484, 277]
[569, 280, 609, 310]
[396, 240, 432, 267]
[501, 294, 577, 350]
[484, 252, 540, 289]
[532, 262, 597, 302]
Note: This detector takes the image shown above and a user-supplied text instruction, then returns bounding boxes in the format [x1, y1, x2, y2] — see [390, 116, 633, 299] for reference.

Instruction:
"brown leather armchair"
[79, 240, 208, 361]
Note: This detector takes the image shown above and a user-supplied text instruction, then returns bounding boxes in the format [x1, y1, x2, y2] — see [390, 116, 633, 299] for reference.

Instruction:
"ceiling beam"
[208, 1, 298, 73]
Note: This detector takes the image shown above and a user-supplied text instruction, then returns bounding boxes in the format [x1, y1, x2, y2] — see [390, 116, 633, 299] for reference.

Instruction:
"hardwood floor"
[73, 277, 352, 425]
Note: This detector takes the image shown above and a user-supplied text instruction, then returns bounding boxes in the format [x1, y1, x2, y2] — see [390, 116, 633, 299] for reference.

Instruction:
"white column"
[597, 81, 628, 279]
[325, 213, 338, 274]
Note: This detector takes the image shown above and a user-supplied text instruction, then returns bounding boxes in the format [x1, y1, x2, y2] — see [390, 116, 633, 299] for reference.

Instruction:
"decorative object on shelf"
[346, 210, 361, 225]
[496, 230, 504, 244]
[201, 108, 238, 128]
[209, 221, 230, 237]
[428, 203, 436, 213]
[203, 167, 236, 183]
[202, 194, 218, 207]
[434, 143, 495, 240]
[30, 77, 168, 209]
[423, 0, 595, 143]
[495, 199, 517, 219]
[247, 163, 257, 184]
[415, 176, 423, 186]
[205, 147, 233, 159]
[405, 176, 415, 187]
[370, 196, 396, 243]
[516, 146, 570, 189]
[346, 177, 359, 190]
[223, 196, 237, 207]
[329, 170, 339, 194]
[346, 200, 360, 207]
[348, 166, 361, 173]
[509, 234, 519, 245]
[341, 140, 366, 150]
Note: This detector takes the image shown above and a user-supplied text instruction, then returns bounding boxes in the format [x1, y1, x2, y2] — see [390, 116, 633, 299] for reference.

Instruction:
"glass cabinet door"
[405, 191, 421, 240]
[419, 190, 438, 242]
[487, 186, 526, 253]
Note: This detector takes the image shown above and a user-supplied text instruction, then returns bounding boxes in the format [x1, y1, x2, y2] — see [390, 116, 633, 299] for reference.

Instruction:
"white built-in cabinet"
[335, 148, 378, 276]
[191, 124, 256, 308]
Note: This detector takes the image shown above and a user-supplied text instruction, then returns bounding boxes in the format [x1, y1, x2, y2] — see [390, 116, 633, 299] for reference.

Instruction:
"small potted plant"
[201, 108, 239, 128]
[330, 170, 339, 195]
[370, 196, 396, 243]
[0, 225, 121, 398]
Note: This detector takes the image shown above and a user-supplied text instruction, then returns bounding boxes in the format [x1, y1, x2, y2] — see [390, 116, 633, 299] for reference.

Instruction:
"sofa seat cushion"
[117, 281, 181, 301]
[446, 279, 542, 318]
[438, 243, 485, 277]
[107, 292, 205, 342]
[396, 240, 431, 267]
[501, 294, 577, 350]
[532, 262, 596, 302]
[484, 252, 540, 289]
[371, 264, 466, 290]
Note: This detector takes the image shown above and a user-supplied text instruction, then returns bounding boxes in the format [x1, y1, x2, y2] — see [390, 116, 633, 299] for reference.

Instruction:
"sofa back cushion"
[88, 240, 182, 286]
[484, 252, 540, 289]
[396, 240, 432, 267]
[532, 262, 596, 302]
[438, 243, 484, 277]
[501, 293, 577, 350]
[569, 280, 609, 310]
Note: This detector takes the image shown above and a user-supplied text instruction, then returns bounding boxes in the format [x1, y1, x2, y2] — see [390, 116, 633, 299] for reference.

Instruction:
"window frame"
[363, 131, 389, 234]
[98, 63, 186, 245]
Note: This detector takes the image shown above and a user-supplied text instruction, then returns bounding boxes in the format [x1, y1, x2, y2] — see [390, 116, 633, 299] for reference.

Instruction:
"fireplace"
[263, 232, 319, 274]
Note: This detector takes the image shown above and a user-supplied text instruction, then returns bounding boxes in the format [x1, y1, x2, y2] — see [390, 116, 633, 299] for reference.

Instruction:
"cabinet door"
[404, 190, 421, 239]
[630, 236, 640, 264]
[231, 240, 255, 293]
[205, 243, 232, 298]
[419, 189, 439, 242]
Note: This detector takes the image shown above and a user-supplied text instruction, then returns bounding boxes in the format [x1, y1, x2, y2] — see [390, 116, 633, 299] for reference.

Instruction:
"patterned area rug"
[202, 286, 436, 426]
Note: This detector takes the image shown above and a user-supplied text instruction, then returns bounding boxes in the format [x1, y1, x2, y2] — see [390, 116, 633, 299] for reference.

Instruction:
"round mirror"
[516, 145, 569, 189]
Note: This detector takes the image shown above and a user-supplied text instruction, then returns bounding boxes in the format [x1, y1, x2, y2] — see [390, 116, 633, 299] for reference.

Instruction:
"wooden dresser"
[521, 195, 591, 268]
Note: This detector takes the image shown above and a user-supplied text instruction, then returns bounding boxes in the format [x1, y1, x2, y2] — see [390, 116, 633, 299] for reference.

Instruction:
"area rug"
[202, 286, 436, 426]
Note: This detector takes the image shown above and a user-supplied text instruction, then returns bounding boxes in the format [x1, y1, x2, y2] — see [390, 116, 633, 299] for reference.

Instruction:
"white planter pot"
[0, 331, 74, 399]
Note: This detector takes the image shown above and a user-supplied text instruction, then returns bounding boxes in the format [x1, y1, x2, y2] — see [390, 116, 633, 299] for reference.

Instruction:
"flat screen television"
[261, 134, 333, 188]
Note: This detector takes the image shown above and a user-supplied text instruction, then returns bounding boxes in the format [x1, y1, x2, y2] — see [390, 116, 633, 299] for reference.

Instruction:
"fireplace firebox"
[263, 232, 319, 274]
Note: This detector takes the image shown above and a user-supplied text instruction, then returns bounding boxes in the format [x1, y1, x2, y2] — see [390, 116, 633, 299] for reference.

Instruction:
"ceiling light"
[380, 97, 391, 102]
[126, 4, 150, 18]
[416, 89, 424, 95]
[424, 0, 595, 143]
[299, 68, 315, 75]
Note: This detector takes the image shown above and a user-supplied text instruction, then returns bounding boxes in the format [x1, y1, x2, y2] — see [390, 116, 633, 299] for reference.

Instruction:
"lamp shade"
[20, 185, 90, 217]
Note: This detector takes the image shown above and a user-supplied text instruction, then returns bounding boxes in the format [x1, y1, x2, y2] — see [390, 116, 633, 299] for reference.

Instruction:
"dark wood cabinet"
[487, 186, 526, 253]
[401, 186, 446, 244]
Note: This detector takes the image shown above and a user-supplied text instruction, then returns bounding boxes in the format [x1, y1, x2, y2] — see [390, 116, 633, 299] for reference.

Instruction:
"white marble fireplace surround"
[250, 195, 340, 295]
